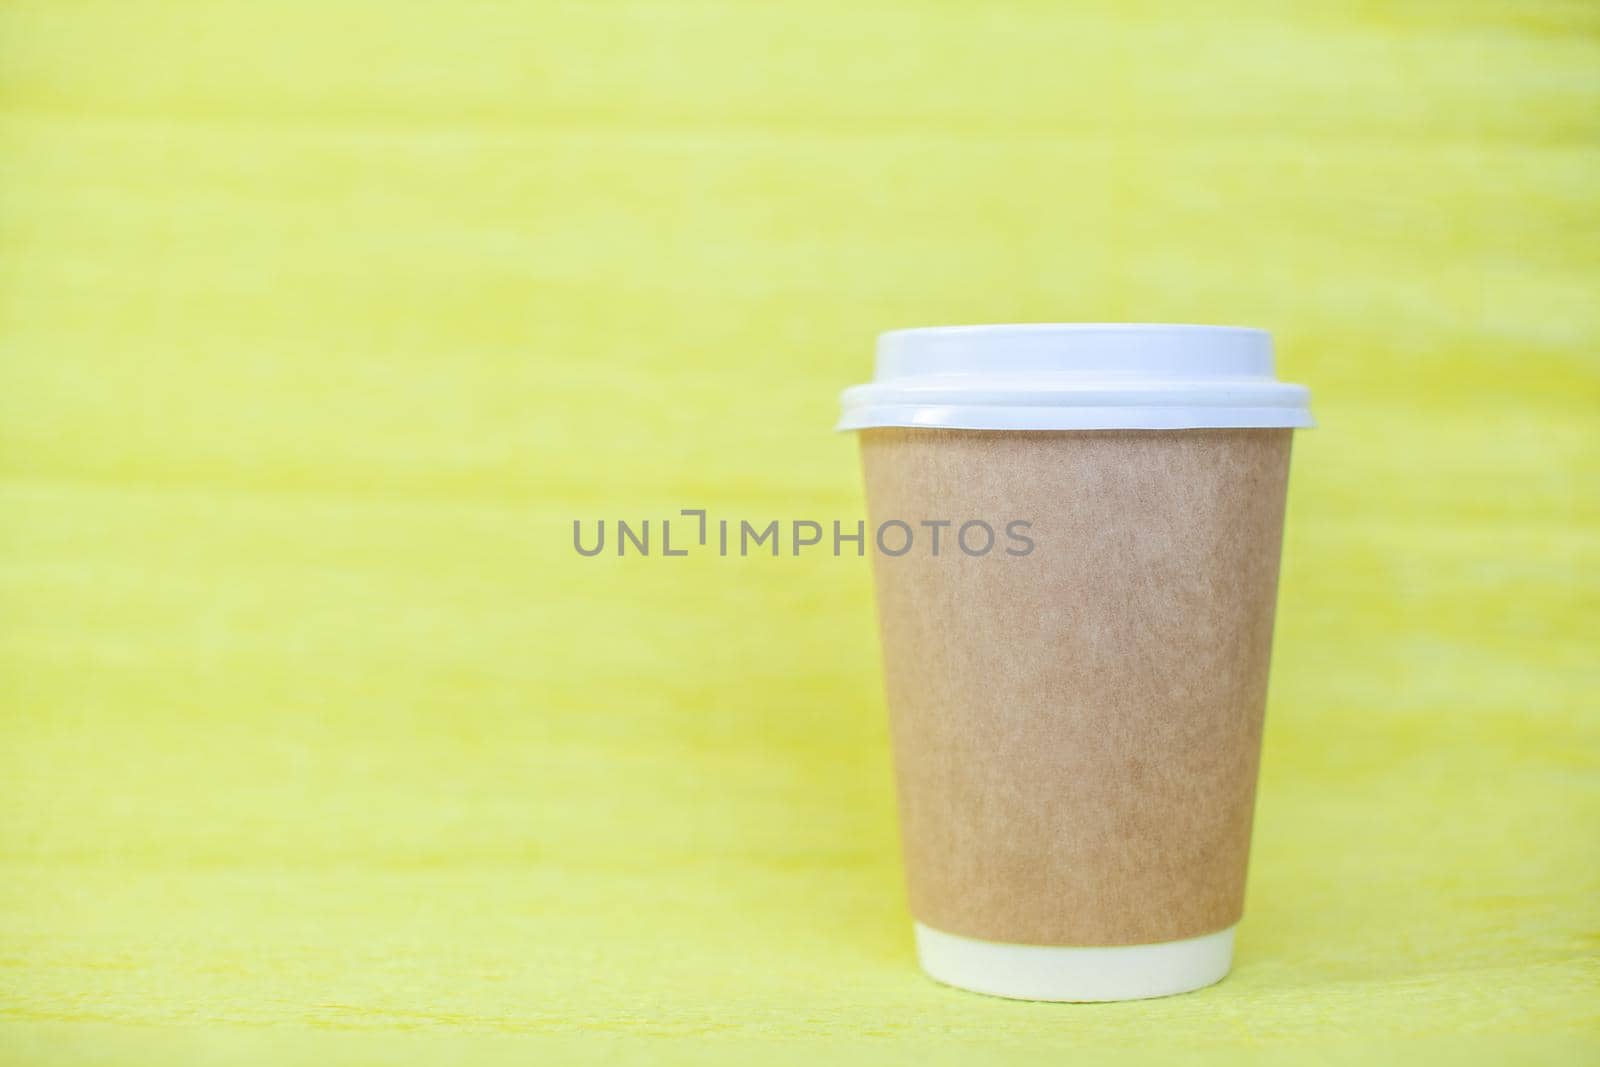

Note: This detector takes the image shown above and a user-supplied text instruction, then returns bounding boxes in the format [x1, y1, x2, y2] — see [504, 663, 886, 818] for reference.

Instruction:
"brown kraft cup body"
[861, 427, 1293, 948]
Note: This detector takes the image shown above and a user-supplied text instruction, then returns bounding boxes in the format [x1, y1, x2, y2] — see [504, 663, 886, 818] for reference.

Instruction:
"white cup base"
[913, 922, 1236, 1002]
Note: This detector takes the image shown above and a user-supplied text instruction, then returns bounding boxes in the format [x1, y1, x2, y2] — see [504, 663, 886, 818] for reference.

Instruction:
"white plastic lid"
[837, 324, 1313, 431]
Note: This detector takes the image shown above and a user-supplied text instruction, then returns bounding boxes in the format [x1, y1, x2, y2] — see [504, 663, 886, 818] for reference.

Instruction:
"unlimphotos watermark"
[573, 509, 1035, 558]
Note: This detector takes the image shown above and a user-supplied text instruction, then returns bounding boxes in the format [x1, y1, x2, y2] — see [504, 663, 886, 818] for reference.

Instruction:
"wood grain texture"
[0, 0, 1595, 1063]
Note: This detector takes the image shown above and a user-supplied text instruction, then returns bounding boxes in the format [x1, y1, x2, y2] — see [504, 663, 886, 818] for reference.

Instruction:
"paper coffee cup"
[839, 325, 1311, 1002]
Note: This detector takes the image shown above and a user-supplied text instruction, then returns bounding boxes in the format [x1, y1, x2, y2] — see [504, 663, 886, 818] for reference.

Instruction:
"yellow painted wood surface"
[1, 2, 1596, 1062]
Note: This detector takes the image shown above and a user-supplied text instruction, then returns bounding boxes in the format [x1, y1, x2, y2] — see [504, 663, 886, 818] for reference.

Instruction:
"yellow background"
[1, 1, 1596, 1062]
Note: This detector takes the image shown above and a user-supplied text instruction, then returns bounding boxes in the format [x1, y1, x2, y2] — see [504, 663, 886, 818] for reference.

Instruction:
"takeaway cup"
[838, 325, 1312, 1001]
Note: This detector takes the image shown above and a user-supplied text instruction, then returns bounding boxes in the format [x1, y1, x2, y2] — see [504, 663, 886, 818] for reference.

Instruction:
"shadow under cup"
[841, 325, 1310, 1001]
